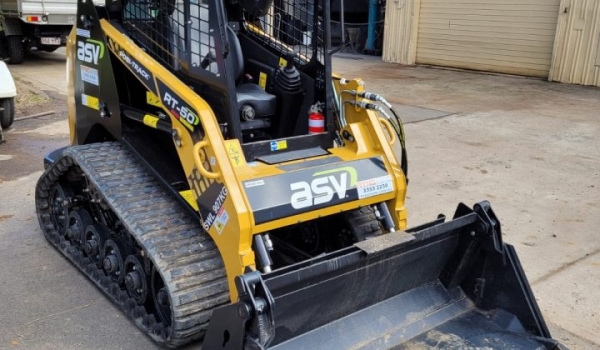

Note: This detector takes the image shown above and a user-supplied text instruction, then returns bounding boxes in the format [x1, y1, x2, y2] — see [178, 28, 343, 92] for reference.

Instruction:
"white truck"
[0, 0, 77, 63]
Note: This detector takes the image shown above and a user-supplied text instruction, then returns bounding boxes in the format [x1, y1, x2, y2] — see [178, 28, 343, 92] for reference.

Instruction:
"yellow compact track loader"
[35, 0, 564, 349]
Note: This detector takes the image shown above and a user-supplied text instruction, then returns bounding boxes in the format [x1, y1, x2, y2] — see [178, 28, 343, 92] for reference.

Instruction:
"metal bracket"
[473, 201, 504, 255]
[204, 271, 276, 350]
[443, 201, 504, 289]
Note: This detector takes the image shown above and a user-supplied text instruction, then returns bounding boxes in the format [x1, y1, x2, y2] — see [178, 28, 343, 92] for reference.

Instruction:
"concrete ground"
[0, 50, 599, 349]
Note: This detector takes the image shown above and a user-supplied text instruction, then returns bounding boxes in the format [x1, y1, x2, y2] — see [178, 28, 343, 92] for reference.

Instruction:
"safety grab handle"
[378, 117, 397, 145]
[193, 141, 221, 179]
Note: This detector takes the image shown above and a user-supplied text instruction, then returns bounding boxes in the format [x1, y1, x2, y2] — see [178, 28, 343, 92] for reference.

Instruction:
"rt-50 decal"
[163, 92, 200, 129]
[157, 80, 200, 132]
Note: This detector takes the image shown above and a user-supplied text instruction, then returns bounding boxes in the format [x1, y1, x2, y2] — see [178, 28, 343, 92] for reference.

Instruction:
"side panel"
[69, 0, 121, 144]
[0, 0, 79, 11]
[21, 0, 77, 15]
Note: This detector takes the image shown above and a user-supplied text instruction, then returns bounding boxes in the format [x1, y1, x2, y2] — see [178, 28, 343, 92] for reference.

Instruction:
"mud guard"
[205, 201, 565, 350]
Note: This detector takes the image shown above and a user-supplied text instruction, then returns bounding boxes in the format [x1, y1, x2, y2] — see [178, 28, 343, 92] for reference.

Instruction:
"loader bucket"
[204, 202, 563, 350]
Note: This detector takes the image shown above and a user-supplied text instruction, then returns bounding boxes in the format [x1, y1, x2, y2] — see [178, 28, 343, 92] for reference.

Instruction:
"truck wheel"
[0, 36, 8, 58]
[39, 45, 60, 53]
[0, 98, 15, 129]
[7, 36, 24, 64]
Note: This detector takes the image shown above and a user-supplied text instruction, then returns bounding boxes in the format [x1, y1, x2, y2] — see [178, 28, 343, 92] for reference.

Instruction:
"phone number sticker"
[356, 175, 394, 199]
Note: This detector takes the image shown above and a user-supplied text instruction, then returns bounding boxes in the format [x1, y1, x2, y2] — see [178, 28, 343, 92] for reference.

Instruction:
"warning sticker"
[270, 140, 287, 151]
[81, 93, 99, 110]
[226, 140, 245, 167]
[146, 91, 162, 107]
[179, 190, 199, 211]
[278, 57, 287, 67]
[214, 206, 229, 234]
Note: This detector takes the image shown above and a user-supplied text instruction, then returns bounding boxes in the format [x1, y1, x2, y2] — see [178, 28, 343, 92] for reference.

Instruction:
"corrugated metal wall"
[382, 0, 421, 65]
[549, 0, 600, 86]
[415, 0, 561, 77]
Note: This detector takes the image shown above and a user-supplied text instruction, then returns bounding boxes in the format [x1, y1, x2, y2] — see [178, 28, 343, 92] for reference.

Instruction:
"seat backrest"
[227, 25, 245, 82]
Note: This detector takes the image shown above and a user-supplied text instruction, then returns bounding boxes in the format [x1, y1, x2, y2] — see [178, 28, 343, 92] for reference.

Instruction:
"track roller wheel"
[343, 206, 383, 241]
[66, 209, 93, 247]
[84, 224, 108, 265]
[124, 255, 149, 305]
[49, 183, 73, 236]
[103, 239, 127, 284]
[151, 267, 171, 327]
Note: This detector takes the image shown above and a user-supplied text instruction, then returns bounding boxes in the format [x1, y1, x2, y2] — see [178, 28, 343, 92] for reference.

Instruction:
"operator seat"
[225, 25, 277, 122]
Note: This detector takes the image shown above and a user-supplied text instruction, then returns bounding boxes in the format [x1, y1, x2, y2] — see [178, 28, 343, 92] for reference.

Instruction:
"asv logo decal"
[77, 39, 104, 65]
[290, 167, 357, 209]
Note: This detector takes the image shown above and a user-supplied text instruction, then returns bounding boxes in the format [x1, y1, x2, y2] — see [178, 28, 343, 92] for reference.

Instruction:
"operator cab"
[120, 0, 330, 144]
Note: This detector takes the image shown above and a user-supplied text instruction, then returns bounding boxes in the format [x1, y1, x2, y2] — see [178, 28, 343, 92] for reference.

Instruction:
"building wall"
[549, 0, 600, 86]
[382, 0, 421, 65]
[382, 0, 600, 86]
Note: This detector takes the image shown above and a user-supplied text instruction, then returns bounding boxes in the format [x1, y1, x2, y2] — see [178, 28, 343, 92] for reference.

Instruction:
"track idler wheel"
[124, 255, 149, 305]
[151, 267, 172, 327]
[49, 183, 73, 236]
[84, 224, 109, 266]
[66, 210, 93, 247]
[103, 239, 128, 284]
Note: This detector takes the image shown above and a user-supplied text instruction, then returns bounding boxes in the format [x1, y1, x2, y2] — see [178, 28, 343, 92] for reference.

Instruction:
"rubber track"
[35, 142, 229, 348]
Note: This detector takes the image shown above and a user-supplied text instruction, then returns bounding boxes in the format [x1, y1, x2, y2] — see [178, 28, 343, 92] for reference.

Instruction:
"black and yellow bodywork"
[66, 6, 407, 302]
[36, 0, 565, 349]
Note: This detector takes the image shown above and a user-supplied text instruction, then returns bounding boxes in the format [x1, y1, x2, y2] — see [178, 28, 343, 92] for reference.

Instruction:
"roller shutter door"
[416, 0, 561, 77]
